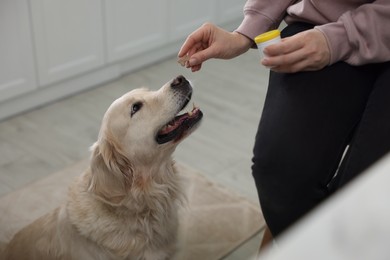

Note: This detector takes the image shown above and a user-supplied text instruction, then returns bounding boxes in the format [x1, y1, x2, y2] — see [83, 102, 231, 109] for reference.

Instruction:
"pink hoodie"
[236, 0, 390, 65]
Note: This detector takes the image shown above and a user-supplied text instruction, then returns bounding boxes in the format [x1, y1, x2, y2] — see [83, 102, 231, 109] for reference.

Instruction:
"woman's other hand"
[262, 29, 331, 73]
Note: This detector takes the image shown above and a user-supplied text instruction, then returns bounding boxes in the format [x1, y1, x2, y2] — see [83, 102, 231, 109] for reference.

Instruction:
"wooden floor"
[0, 49, 270, 259]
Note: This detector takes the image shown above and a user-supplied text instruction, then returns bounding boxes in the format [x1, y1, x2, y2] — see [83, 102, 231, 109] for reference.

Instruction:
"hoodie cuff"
[235, 11, 275, 42]
[315, 20, 352, 65]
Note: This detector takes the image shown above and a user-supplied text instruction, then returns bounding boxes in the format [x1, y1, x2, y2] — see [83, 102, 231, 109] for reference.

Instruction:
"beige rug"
[0, 159, 265, 259]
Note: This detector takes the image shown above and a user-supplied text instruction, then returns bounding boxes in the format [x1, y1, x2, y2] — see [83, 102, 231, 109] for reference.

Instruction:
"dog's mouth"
[156, 103, 203, 144]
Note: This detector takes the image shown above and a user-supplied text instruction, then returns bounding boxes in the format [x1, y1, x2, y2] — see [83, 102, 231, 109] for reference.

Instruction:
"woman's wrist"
[232, 31, 254, 54]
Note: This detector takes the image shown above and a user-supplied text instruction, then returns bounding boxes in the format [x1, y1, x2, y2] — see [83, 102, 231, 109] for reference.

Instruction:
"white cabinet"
[0, 0, 245, 120]
[30, 0, 105, 86]
[0, 0, 37, 103]
[104, 0, 169, 63]
[169, 0, 216, 42]
[104, 0, 229, 62]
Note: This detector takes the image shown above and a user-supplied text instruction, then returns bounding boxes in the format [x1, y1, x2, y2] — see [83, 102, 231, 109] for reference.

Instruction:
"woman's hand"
[262, 29, 331, 73]
[178, 23, 253, 72]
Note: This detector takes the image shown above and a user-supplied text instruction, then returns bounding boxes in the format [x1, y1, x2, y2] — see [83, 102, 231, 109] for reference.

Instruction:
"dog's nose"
[171, 75, 188, 88]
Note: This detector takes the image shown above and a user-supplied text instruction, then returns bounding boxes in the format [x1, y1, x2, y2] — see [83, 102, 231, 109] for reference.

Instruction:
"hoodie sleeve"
[315, 0, 390, 65]
[235, 0, 297, 40]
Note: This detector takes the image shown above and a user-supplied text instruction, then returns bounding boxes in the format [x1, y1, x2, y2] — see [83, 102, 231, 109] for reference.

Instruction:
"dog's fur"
[3, 76, 202, 260]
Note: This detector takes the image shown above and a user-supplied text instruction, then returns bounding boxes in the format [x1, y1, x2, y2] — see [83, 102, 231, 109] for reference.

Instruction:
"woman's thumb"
[188, 47, 216, 67]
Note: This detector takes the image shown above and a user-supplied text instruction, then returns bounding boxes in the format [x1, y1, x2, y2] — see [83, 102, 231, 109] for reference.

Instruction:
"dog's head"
[88, 76, 202, 204]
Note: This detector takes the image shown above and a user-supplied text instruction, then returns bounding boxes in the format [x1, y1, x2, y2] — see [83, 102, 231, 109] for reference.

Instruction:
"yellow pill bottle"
[254, 30, 281, 59]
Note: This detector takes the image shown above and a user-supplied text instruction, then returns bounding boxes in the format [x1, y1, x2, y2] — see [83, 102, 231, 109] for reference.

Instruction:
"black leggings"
[252, 23, 390, 237]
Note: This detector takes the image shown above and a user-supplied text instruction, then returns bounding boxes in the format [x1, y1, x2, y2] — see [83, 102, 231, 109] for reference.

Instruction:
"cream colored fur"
[3, 78, 197, 260]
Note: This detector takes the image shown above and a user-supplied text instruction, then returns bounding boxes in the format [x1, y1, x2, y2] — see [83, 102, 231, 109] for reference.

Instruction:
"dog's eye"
[131, 102, 143, 117]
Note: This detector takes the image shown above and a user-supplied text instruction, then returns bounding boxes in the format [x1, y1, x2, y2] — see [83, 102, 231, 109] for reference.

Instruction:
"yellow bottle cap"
[254, 30, 281, 44]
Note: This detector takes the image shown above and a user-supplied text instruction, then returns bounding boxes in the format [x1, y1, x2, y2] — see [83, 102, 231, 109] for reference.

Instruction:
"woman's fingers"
[178, 25, 209, 58]
[178, 23, 252, 72]
[260, 29, 330, 73]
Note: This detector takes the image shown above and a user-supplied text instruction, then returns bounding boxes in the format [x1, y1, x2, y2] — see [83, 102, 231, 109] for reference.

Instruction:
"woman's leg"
[252, 23, 377, 237]
[331, 62, 390, 189]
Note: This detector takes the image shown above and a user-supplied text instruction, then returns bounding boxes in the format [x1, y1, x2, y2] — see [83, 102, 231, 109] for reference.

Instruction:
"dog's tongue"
[156, 106, 203, 144]
[159, 116, 186, 135]
[158, 107, 201, 135]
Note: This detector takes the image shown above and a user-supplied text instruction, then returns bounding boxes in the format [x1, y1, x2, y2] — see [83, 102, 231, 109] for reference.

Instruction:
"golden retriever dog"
[3, 75, 203, 260]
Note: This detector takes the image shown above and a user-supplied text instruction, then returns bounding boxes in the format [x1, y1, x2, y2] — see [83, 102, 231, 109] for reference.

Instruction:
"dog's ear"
[88, 139, 133, 205]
